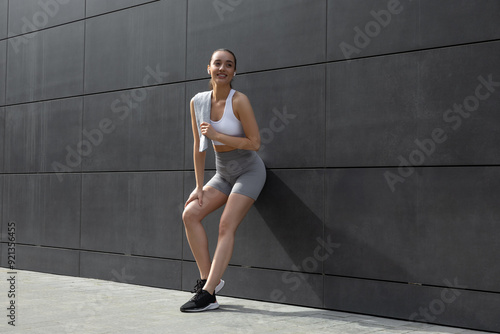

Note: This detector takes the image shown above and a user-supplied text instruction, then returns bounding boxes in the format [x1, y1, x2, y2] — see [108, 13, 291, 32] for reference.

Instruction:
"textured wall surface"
[1, 0, 500, 331]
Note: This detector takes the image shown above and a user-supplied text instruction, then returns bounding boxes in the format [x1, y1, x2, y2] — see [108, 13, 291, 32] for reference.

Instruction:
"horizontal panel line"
[0, 242, 182, 262]
[2, 165, 500, 176]
[0, 0, 161, 41]
[328, 38, 500, 64]
[0, 16, 498, 61]
[1, 39, 499, 108]
[0, 242, 91, 253]
[182, 261, 500, 295]
[325, 273, 500, 295]
[1, 244, 498, 295]
[0, 241, 38, 247]
[81, 249, 182, 263]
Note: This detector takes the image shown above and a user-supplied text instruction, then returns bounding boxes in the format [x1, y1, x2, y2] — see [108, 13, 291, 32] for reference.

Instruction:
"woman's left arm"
[200, 93, 261, 151]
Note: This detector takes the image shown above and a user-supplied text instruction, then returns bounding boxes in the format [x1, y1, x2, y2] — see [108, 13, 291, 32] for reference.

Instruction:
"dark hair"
[208, 48, 237, 90]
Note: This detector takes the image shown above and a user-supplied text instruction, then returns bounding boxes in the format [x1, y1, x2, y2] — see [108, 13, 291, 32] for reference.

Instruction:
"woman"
[180, 49, 266, 312]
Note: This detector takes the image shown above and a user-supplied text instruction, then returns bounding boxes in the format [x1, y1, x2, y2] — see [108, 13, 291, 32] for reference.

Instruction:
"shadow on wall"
[254, 170, 410, 305]
[254, 170, 325, 266]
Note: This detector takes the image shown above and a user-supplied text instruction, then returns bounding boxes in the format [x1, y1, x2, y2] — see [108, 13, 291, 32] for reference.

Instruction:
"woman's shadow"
[248, 169, 410, 309]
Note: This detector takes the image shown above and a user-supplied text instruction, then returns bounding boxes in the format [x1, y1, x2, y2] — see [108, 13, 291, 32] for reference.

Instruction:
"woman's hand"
[200, 122, 218, 140]
[185, 187, 204, 207]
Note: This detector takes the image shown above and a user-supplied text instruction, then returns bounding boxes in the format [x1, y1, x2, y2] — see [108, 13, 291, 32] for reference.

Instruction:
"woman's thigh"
[219, 192, 255, 233]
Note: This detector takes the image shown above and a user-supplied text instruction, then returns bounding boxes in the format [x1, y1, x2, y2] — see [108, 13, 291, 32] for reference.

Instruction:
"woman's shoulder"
[232, 90, 251, 106]
[191, 90, 212, 106]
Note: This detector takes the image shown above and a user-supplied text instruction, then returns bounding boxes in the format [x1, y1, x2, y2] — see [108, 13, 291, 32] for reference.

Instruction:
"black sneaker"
[180, 290, 219, 312]
[192, 279, 225, 294]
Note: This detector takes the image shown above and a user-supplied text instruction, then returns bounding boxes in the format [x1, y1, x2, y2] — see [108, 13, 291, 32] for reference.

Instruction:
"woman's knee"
[218, 218, 238, 238]
[182, 206, 201, 226]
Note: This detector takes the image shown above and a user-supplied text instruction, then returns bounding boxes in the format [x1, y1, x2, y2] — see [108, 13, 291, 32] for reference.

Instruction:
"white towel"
[192, 90, 212, 152]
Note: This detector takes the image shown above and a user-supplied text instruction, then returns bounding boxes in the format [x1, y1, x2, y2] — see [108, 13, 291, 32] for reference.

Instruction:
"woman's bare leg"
[182, 186, 228, 279]
[203, 193, 255, 294]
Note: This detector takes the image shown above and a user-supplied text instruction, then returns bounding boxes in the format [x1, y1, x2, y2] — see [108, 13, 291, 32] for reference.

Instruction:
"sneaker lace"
[189, 290, 205, 302]
[191, 279, 205, 293]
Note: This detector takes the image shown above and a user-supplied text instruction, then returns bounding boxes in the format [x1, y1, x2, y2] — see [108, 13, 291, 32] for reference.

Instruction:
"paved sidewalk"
[0, 268, 489, 334]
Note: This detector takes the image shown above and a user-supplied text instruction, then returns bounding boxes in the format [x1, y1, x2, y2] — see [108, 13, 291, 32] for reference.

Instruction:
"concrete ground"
[0, 268, 490, 334]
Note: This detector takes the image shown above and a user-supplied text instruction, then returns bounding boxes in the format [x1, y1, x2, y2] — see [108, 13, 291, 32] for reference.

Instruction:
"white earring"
[233, 72, 236, 77]
[207, 70, 210, 74]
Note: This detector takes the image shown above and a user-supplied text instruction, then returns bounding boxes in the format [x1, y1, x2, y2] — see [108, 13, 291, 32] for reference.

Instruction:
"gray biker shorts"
[206, 149, 266, 201]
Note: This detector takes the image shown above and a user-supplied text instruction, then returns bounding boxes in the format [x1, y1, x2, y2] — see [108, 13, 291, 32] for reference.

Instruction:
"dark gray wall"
[1, 0, 500, 331]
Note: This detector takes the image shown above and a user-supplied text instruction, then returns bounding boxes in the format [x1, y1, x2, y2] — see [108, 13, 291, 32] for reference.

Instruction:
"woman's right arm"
[185, 98, 206, 207]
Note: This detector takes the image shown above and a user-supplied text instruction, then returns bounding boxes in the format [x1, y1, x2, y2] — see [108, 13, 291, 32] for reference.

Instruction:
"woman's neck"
[212, 85, 231, 102]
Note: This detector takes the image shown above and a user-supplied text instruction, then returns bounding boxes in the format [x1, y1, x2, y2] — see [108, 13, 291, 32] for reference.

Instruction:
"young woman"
[180, 49, 266, 312]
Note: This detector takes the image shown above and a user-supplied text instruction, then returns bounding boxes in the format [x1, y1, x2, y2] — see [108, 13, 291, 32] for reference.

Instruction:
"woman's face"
[208, 51, 236, 87]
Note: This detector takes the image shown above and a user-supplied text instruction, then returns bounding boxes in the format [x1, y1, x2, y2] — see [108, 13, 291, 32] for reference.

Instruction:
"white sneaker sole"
[215, 279, 225, 294]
